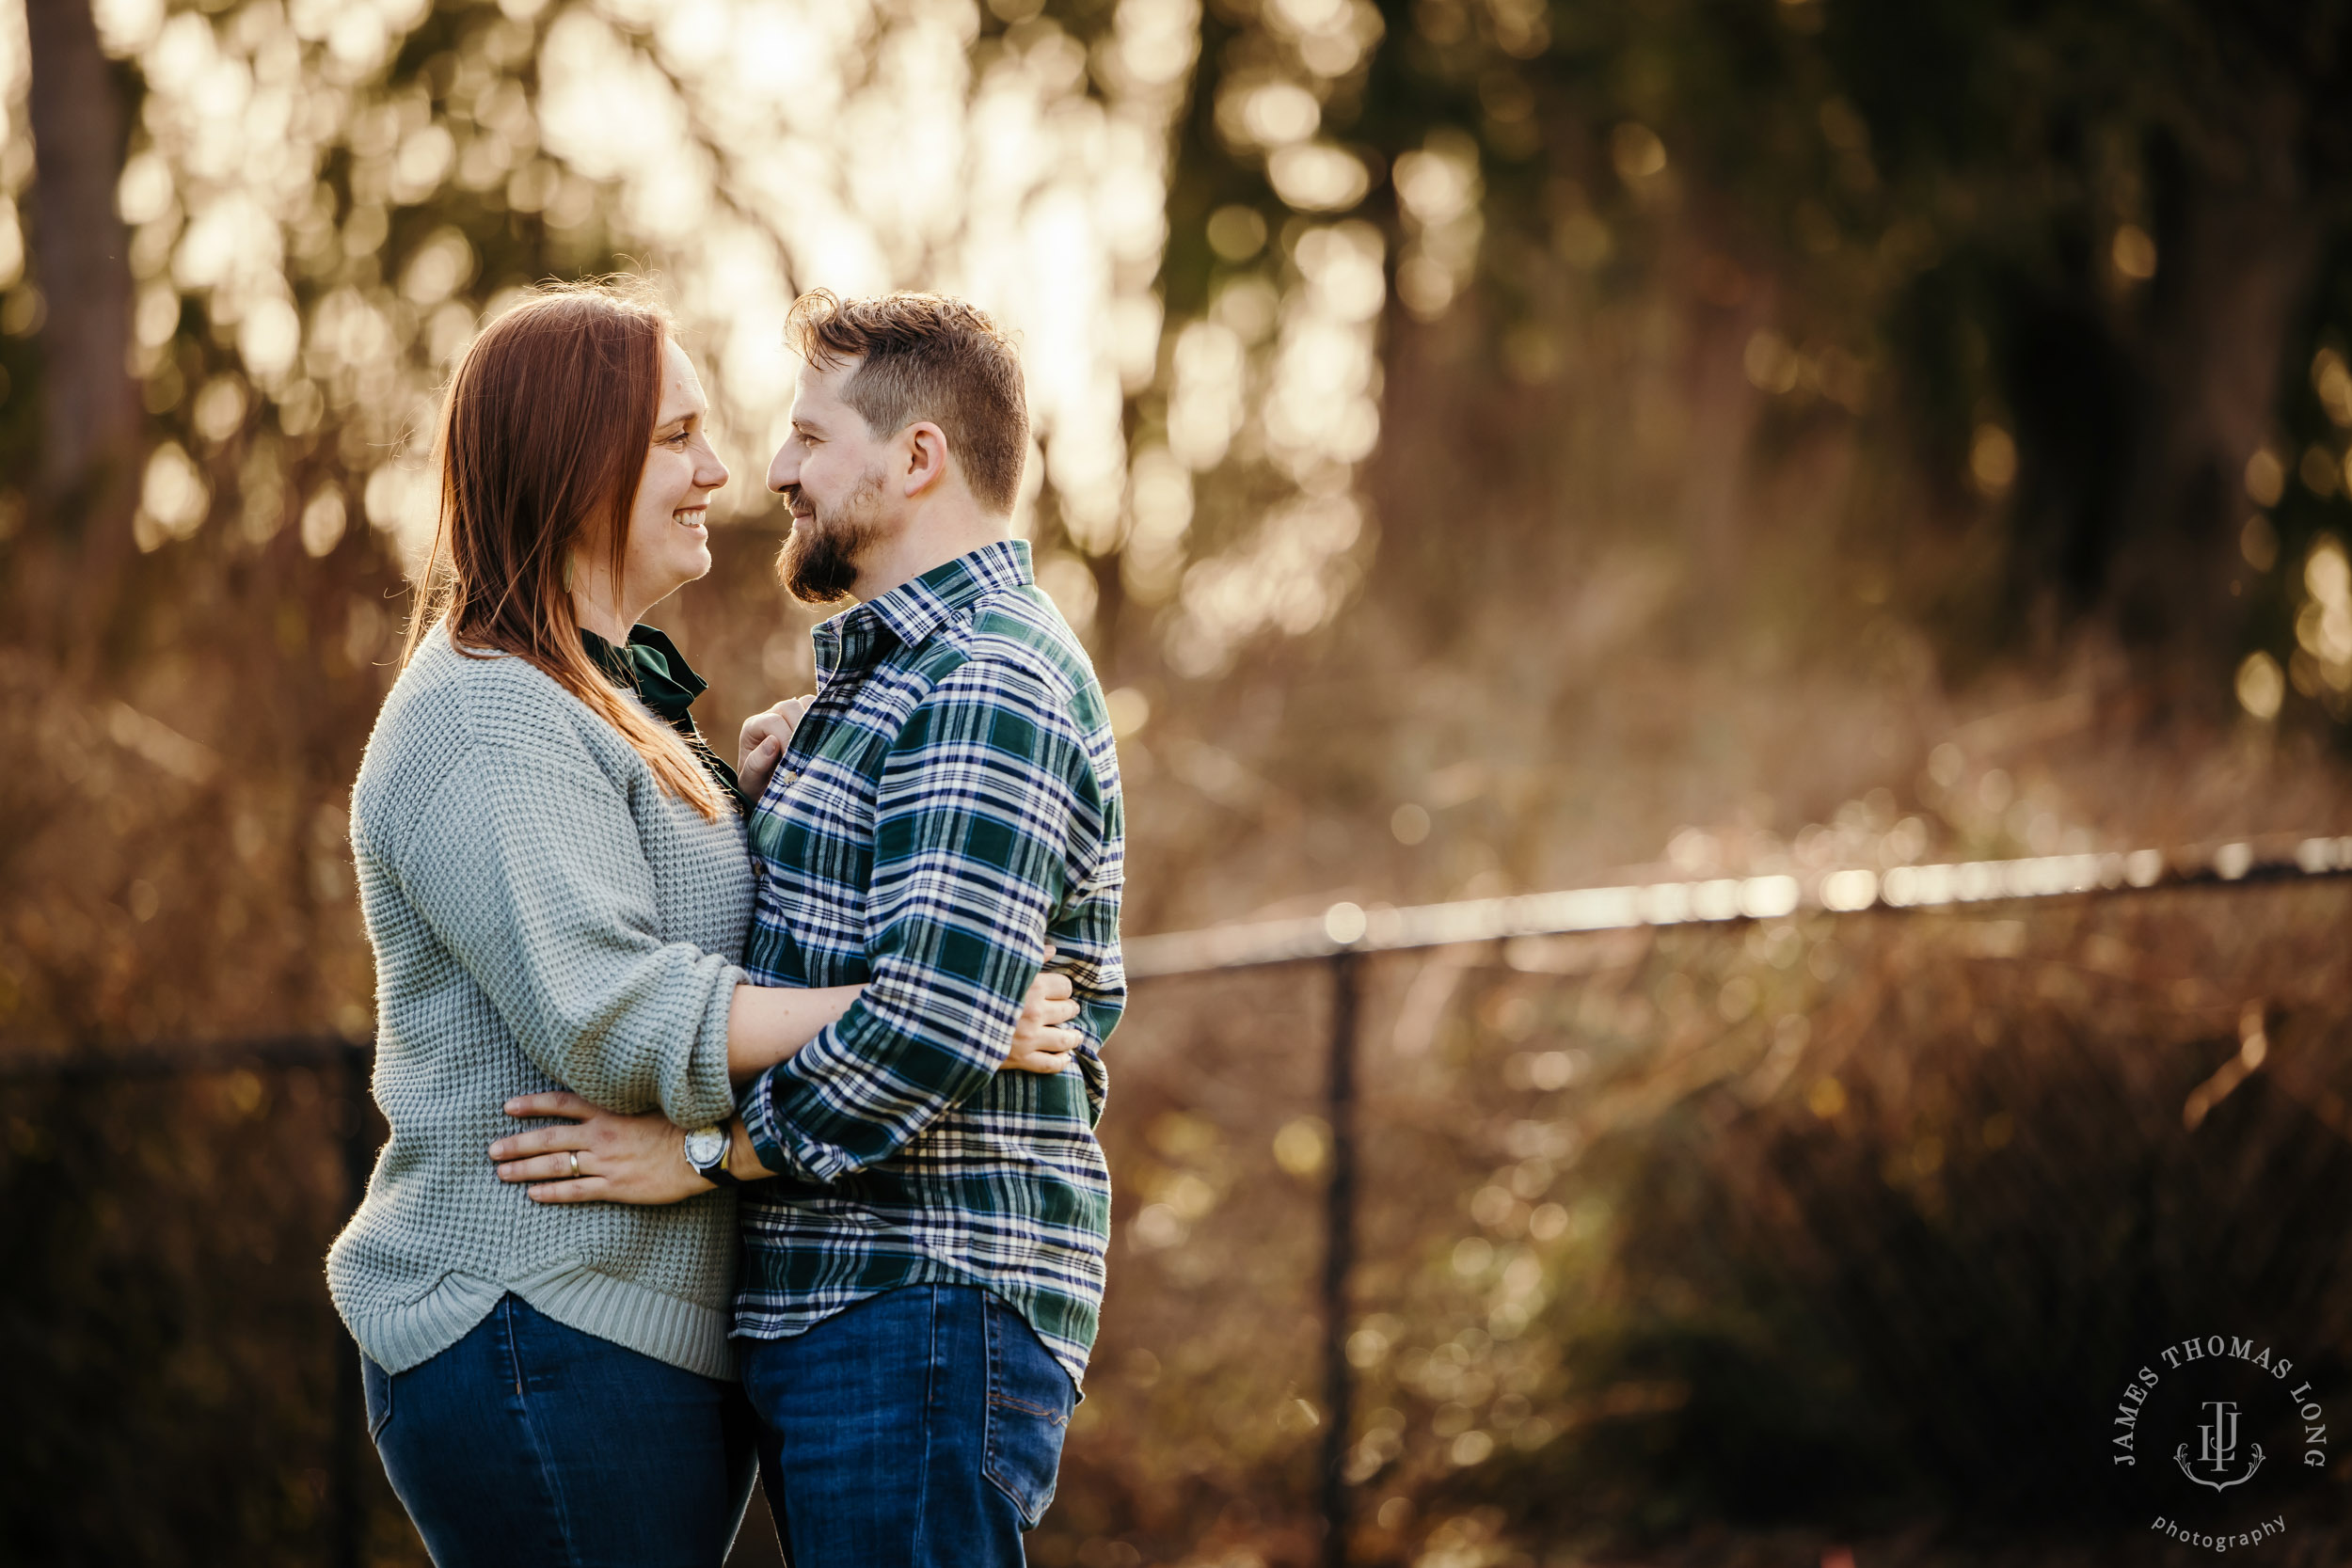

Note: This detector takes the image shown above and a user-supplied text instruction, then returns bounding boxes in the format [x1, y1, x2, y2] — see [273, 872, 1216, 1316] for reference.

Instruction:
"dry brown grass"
[1046, 879, 2352, 1566]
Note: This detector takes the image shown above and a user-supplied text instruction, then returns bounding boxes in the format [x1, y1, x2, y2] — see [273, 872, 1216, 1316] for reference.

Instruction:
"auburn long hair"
[402, 280, 729, 819]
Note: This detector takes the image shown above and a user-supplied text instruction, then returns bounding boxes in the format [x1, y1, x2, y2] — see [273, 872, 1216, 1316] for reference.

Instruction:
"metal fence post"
[331, 1037, 373, 1568]
[1319, 950, 1362, 1568]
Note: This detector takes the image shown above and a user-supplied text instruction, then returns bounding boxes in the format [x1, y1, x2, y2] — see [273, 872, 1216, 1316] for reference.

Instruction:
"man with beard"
[718, 290, 1125, 1565]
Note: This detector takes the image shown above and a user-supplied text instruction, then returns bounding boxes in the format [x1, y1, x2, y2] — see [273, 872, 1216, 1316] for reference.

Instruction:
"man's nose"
[767, 443, 798, 495]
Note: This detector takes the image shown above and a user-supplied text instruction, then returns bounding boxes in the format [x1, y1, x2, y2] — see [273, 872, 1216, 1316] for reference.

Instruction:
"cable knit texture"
[327, 626, 754, 1380]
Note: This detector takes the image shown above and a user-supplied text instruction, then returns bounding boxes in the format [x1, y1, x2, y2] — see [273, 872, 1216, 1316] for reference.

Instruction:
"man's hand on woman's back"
[1006, 963, 1081, 1074]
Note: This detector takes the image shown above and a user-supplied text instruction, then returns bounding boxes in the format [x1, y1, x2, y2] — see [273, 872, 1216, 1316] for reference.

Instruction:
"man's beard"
[776, 468, 885, 604]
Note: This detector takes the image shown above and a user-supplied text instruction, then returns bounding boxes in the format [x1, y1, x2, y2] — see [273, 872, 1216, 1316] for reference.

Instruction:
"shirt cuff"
[739, 1024, 858, 1185]
[738, 1057, 799, 1181]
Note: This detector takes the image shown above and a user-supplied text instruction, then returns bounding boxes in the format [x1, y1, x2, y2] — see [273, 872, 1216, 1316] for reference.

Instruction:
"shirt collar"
[823, 538, 1033, 671]
[580, 623, 707, 727]
[580, 622, 750, 812]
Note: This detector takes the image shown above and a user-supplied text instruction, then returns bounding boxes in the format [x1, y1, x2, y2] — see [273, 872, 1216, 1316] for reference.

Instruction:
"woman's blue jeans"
[740, 1284, 1078, 1568]
[360, 1293, 758, 1568]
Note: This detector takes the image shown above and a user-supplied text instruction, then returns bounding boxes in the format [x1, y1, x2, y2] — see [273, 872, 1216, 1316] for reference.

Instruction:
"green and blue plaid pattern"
[735, 539, 1125, 1386]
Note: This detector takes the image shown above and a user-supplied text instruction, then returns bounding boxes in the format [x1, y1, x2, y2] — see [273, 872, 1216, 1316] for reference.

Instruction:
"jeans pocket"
[360, 1354, 394, 1440]
[980, 1298, 1073, 1529]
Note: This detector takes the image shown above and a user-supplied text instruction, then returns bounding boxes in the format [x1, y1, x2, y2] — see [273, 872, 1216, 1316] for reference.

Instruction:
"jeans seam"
[911, 1287, 941, 1559]
[501, 1297, 586, 1568]
[982, 1294, 1001, 1515]
[984, 1291, 1000, 1417]
[363, 1356, 394, 1439]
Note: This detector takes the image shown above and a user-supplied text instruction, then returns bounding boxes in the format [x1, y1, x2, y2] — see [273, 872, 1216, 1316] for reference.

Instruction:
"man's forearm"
[739, 976, 1021, 1184]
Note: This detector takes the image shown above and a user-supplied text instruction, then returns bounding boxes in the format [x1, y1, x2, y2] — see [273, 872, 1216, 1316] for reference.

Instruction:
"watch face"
[684, 1128, 726, 1167]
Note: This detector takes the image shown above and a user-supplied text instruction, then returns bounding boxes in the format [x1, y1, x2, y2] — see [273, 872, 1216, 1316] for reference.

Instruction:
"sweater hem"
[331, 1261, 736, 1382]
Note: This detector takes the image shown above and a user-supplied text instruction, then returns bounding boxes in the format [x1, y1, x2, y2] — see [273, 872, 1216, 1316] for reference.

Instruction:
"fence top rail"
[8, 839, 2349, 1080]
[1122, 833, 2352, 979]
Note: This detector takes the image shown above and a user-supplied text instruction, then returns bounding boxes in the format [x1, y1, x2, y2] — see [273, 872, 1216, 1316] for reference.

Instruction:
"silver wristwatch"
[683, 1124, 739, 1187]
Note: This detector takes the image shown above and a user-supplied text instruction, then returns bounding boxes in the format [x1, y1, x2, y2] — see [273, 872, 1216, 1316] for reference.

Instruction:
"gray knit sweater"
[326, 626, 753, 1380]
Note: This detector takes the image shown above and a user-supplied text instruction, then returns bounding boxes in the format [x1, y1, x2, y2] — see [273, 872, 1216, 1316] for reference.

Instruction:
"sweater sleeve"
[387, 736, 742, 1130]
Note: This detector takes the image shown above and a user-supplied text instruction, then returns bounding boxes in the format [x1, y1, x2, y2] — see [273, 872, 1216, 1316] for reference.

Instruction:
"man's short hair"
[787, 290, 1029, 515]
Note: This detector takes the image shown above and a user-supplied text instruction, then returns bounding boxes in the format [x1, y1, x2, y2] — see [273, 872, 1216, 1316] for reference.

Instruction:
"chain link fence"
[8, 836, 2352, 1564]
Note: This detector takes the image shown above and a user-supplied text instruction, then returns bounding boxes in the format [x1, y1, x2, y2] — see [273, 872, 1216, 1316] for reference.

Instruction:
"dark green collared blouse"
[580, 625, 746, 813]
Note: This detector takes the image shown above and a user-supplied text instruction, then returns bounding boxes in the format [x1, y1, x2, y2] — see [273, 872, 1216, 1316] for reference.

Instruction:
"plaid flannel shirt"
[735, 539, 1125, 1387]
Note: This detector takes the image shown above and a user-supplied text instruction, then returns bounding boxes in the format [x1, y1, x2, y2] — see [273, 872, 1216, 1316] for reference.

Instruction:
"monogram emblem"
[2175, 1400, 2265, 1492]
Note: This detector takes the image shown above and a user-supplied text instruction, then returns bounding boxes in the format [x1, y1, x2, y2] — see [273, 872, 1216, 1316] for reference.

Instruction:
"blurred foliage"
[1160, 0, 2352, 693]
[1060, 882, 2352, 1565]
[15, 884, 2352, 1565]
[3, 0, 2352, 1564]
[0, 0, 621, 1052]
[0, 1058, 404, 1564]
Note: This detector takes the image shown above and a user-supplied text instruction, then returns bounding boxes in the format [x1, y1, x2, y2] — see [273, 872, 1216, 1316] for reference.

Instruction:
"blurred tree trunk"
[2108, 117, 2320, 662]
[1677, 250, 1773, 622]
[24, 0, 139, 575]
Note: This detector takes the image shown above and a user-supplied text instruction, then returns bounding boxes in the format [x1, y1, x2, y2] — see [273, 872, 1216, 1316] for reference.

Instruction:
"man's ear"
[902, 421, 950, 499]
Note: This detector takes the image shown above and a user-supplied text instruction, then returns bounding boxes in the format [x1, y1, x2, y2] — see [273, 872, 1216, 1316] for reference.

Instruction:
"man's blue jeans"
[740, 1284, 1077, 1567]
[361, 1293, 758, 1568]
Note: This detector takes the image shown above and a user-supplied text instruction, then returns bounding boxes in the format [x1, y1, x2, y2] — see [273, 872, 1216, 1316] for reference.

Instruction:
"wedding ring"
[568, 1150, 580, 1179]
